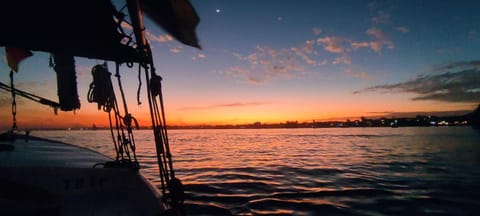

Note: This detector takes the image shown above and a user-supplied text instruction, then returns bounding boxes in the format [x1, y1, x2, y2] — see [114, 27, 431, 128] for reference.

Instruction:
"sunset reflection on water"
[36, 127, 480, 215]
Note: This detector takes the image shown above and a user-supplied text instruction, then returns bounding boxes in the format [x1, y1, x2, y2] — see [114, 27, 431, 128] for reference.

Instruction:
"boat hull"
[0, 132, 166, 215]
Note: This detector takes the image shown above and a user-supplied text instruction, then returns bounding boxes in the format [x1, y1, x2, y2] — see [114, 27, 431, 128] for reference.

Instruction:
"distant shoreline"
[2, 110, 476, 131]
[7, 114, 471, 131]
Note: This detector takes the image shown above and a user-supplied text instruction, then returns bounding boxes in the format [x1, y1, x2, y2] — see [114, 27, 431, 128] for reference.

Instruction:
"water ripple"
[34, 127, 480, 215]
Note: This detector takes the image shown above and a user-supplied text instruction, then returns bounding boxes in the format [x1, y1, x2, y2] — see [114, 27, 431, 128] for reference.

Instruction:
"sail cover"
[141, 0, 201, 49]
[0, 0, 201, 62]
[0, 0, 141, 62]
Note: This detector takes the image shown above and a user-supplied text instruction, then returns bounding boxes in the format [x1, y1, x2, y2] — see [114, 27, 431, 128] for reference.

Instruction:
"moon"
[216, 9, 220, 13]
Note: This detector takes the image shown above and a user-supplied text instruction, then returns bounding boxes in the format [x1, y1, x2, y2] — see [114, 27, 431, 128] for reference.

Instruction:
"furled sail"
[141, 0, 201, 49]
[0, 0, 201, 62]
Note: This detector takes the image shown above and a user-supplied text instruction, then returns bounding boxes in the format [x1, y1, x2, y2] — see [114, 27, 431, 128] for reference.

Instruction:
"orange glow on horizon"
[1, 97, 475, 130]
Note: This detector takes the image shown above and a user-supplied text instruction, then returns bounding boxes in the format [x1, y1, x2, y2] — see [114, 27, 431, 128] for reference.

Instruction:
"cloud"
[226, 24, 399, 83]
[366, 27, 387, 40]
[350, 27, 395, 53]
[145, 32, 174, 44]
[117, 19, 175, 47]
[354, 61, 480, 103]
[178, 101, 271, 111]
[352, 27, 394, 53]
[333, 55, 351, 65]
[291, 40, 319, 66]
[169, 47, 181, 54]
[366, 27, 394, 49]
[468, 30, 479, 41]
[316, 36, 344, 53]
[302, 40, 316, 54]
[191, 53, 206, 61]
[1, 97, 27, 108]
[351, 42, 370, 49]
[312, 27, 322, 36]
[119, 20, 132, 30]
[226, 43, 326, 84]
[232, 52, 243, 60]
[75, 65, 91, 78]
[345, 68, 369, 79]
[432, 60, 480, 72]
[371, 11, 390, 24]
[0, 93, 10, 108]
[318, 59, 328, 66]
[395, 26, 410, 33]
[165, 35, 174, 41]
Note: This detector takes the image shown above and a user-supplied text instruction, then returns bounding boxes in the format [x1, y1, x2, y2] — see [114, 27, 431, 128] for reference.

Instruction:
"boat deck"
[0, 132, 110, 168]
[0, 132, 168, 215]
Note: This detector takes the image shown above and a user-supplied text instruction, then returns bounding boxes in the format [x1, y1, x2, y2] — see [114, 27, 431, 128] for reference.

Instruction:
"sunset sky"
[1, 0, 480, 129]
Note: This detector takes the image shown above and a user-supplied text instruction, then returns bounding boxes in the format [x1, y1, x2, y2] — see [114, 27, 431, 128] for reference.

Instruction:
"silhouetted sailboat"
[0, 0, 200, 215]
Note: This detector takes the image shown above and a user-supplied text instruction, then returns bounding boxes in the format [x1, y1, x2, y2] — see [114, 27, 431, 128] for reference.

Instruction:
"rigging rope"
[0, 81, 60, 114]
[9, 70, 17, 131]
[137, 63, 142, 105]
[115, 62, 139, 163]
[143, 63, 185, 206]
[87, 62, 138, 166]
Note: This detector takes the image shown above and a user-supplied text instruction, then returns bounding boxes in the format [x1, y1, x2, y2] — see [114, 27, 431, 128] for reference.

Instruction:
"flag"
[5, 47, 33, 72]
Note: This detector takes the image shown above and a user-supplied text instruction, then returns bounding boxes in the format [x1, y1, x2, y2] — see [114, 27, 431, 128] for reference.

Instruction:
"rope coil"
[87, 63, 115, 112]
[87, 63, 138, 165]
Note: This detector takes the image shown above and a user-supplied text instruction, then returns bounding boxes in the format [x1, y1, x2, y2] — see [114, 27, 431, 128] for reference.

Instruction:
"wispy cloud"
[354, 60, 480, 103]
[366, 27, 394, 51]
[191, 53, 206, 61]
[170, 47, 182, 54]
[345, 68, 369, 79]
[468, 30, 479, 41]
[352, 27, 394, 53]
[0, 93, 27, 108]
[178, 101, 272, 111]
[395, 26, 410, 33]
[226, 43, 323, 84]
[0, 93, 10, 108]
[351, 42, 370, 49]
[145, 32, 174, 44]
[371, 11, 390, 24]
[119, 21, 132, 30]
[316, 36, 345, 53]
[0, 80, 52, 107]
[119, 20, 175, 47]
[333, 55, 352, 65]
[432, 60, 480, 71]
[75, 65, 91, 78]
[226, 19, 402, 84]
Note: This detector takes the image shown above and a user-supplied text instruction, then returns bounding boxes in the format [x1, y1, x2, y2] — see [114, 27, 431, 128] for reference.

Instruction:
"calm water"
[34, 127, 480, 215]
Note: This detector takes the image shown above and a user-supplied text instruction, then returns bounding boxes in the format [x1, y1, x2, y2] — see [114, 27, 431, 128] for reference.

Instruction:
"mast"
[126, 0, 185, 207]
[126, 0, 151, 63]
